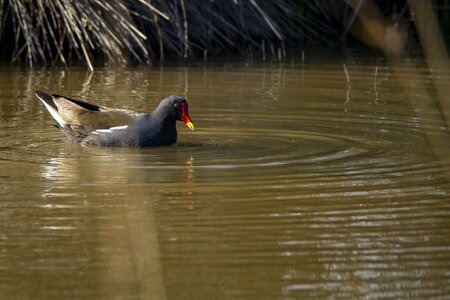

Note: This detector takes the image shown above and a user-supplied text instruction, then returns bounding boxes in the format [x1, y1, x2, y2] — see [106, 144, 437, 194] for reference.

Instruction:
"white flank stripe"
[39, 99, 65, 127]
[95, 125, 128, 133]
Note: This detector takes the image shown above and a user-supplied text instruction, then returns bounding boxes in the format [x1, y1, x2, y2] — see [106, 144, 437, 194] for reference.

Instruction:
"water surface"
[0, 60, 449, 298]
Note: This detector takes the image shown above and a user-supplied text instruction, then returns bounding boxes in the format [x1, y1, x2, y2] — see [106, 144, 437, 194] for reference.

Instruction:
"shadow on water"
[0, 59, 449, 298]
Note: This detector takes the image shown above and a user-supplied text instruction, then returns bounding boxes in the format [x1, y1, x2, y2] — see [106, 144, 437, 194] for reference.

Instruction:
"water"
[0, 59, 449, 299]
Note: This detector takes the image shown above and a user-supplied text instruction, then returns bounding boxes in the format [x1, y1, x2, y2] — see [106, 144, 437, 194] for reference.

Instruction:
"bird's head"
[160, 95, 194, 130]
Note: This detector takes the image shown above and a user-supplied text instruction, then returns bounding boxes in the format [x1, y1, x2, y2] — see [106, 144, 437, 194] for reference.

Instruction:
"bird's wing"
[51, 94, 142, 130]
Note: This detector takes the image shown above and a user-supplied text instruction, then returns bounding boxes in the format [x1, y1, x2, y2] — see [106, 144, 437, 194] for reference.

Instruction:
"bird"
[35, 90, 194, 147]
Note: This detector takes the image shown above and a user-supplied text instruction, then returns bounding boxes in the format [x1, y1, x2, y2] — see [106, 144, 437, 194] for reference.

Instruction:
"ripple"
[174, 108, 431, 174]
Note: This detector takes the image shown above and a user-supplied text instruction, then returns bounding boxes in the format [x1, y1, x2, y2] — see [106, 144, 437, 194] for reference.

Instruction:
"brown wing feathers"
[52, 94, 101, 111]
[35, 90, 141, 130]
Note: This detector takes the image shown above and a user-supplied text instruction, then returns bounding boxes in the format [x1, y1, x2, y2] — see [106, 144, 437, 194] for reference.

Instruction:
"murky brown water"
[0, 59, 449, 299]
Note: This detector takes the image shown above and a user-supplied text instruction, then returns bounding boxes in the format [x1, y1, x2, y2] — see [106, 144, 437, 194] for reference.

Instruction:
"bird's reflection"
[183, 157, 194, 197]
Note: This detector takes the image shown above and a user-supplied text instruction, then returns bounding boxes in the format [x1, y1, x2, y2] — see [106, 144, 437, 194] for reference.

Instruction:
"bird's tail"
[35, 90, 64, 127]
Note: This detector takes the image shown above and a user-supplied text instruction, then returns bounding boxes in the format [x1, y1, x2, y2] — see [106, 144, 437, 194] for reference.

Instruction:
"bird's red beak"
[181, 102, 194, 130]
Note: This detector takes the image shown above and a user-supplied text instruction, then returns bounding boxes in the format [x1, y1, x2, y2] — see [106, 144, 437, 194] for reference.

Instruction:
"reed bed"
[0, 0, 448, 69]
[0, 0, 336, 68]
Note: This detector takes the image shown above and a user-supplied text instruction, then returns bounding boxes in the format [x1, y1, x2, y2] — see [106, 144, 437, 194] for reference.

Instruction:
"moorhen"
[35, 90, 194, 147]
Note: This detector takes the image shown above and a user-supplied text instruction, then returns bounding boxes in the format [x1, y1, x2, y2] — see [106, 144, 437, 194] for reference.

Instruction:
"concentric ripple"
[176, 108, 431, 174]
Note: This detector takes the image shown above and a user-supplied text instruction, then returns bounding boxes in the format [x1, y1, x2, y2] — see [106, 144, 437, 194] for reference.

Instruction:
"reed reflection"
[40, 146, 196, 299]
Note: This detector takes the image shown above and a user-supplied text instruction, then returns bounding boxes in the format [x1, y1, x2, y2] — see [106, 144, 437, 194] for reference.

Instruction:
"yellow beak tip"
[186, 122, 195, 130]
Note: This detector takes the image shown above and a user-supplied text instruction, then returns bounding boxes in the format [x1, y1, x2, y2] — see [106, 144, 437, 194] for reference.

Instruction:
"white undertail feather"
[37, 97, 65, 127]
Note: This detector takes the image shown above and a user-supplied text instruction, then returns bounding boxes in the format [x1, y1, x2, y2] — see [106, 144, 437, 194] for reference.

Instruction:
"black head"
[157, 95, 194, 130]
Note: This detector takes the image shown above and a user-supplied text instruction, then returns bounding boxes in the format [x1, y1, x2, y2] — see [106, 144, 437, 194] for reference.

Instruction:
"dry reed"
[0, 0, 336, 69]
[1, 0, 446, 69]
